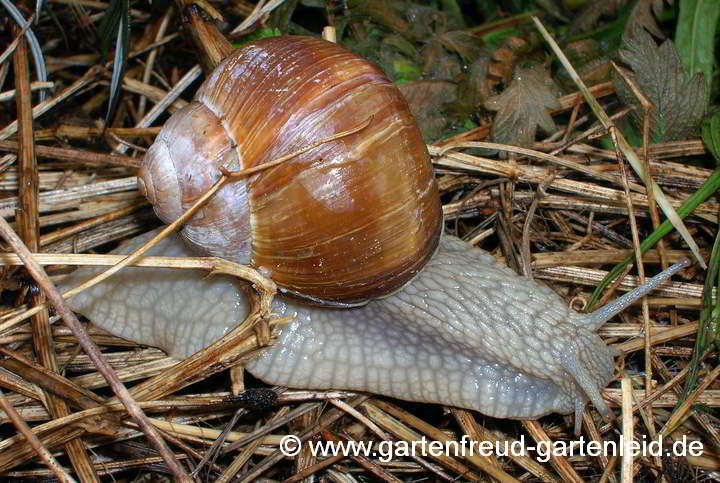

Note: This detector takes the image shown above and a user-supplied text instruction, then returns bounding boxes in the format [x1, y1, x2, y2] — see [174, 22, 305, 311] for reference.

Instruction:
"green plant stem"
[681, 226, 720, 401]
[588, 167, 720, 309]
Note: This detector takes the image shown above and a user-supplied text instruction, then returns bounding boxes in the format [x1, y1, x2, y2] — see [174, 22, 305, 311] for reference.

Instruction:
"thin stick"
[0, 139, 140, 168]
[659, 364, 720, 437]
[0, 216, 192, 481]
[611, 126, 657, 437]
[14, 25, 99, 481]
[620, 377, 634, 483]
[136, 7, 173, 118]
[432, 141, 645, 193]
[0, 13, 34, 65]
[220, 115, 374, 178]
[114, 64, 202, 155]
[0, 389, 76, 483]
[0, 66, 100, 141]
[611, 62, 668, 270]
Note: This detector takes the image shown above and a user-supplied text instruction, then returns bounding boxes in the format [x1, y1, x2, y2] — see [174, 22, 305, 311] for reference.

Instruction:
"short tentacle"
[574, 397, 586, 436]
[561, 349, 613, 422]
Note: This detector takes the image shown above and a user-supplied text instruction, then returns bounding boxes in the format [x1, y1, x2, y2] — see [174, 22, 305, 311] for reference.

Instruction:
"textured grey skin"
[59, 231, 249, 358]
[61, 230, 616, 424]
[248, 235, 615, 422]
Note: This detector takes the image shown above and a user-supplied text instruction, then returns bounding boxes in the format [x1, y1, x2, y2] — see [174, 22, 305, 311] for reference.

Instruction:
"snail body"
[139, 36, 442, 305]
[60, 36, 689, 432]
[63, 230, 685, 432]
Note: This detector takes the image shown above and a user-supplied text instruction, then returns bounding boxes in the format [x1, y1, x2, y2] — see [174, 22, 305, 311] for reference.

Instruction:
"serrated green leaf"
[702, 111, 720, 164]
[674, 0, 720, 91]
[613, 25, 707, 142]
[485, 65, 561, 146]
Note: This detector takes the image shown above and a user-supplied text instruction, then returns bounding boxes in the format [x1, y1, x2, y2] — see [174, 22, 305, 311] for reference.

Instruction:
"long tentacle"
[586, 259, 690, 330]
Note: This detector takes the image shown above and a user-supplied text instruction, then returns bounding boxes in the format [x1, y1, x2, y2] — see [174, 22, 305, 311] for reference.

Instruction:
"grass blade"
[675, 0, 720, 91]
[99, 0, 130, 124]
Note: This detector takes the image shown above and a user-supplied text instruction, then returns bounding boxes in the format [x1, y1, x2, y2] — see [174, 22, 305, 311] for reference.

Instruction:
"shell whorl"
[140, 100, 253, 264]
[139, 36, 442, 304]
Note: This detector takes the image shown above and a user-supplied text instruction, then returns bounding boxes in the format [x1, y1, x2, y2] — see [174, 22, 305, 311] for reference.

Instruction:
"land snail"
[65, 36, 689, 434]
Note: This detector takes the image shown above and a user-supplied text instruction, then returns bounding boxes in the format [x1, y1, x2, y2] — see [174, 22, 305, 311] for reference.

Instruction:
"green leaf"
[680, 224, 720, 402]
[613, 25, 707, 142]
[99, 0, 129, 124]
[702, 111, 720, 164]
[392, 58, 423, 82]
[674, 0, 720, 91]
[98, 0, 126, 58]
[231, 28, 282, 48]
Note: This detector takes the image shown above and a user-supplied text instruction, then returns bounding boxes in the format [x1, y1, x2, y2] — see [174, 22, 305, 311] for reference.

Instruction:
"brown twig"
[610, 124, 658, 433]
[0, 139, 140, 168]
[14, 25, 99, 481]
[0, 216, 192, 481]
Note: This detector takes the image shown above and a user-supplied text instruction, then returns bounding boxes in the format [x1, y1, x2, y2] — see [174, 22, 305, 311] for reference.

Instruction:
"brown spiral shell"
[139, 36, 442, 305]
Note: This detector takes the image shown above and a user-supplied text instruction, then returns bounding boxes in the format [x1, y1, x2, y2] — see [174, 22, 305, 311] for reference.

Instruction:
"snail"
[60, 36, 688, 433]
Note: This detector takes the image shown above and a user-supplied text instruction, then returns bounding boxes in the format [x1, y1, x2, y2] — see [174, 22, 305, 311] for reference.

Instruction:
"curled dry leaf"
[421, 40, 462, 79]
[406, 3, 458, 37]
[485, 64, 561, 147]
[614, 25, 707, 142]
[433, 29, 483, 63]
